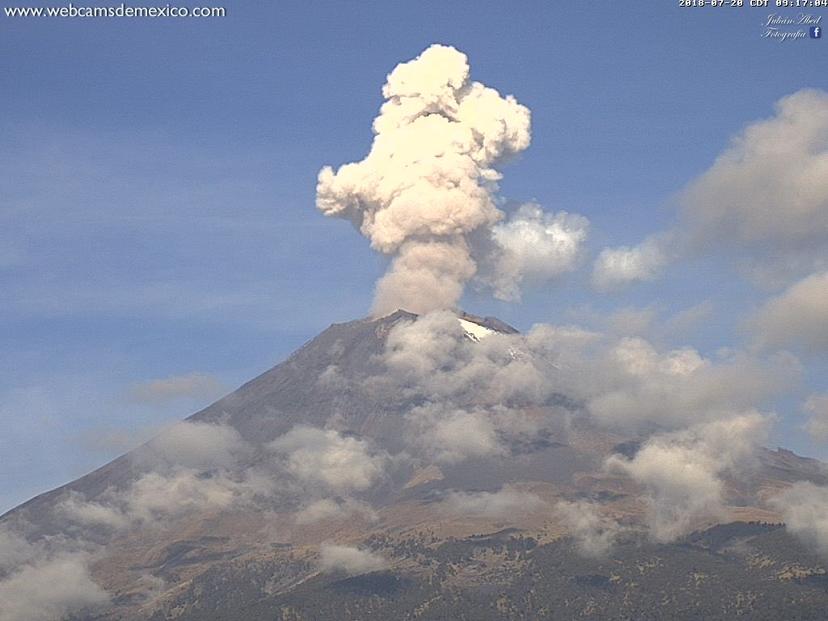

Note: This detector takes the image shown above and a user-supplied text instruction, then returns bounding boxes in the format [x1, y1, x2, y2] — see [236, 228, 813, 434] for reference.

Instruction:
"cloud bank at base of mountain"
[0, 528, 108, 621]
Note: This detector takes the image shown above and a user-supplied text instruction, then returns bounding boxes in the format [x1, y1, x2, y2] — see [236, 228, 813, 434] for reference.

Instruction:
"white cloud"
[749, 271, 828, 353]
[770, 482, 828, 557]
[487, 203, 589, 301]
[804, 394, 828, 443]
[123, 469, 242, 522]
[606, 412, 769, 542]
[0, 555, 108, 621]
[294, 498, 377, 525]
[59, 422, 383, 532]
[57, 492, 129, 530]
[143, 421, 250, 470]
[671, 89, 828, 288]
[318, 544, 387, 576]
[376, 313, 573, 463]
[682, 89, 828, 250]
[591, 90, 828, 290]
[0, 528, 108, 621]
[269, 426, 387, 492]
[569, 301, 715, 344]
[555, 500, 621, 557]
[661, 301, 715, 338]
[406, 405, 503, 464]
[377, 312, 793, 439]
[583, 337, 797, 430]
[0, 529, 37, 572]
[592, 235, 669, 291]
[377, 311, 550, 407]
[128, 372, 225, 405]
[441, 486, 546, 519]
[62, 467, 273, 529]
[58, 423, 273, 528]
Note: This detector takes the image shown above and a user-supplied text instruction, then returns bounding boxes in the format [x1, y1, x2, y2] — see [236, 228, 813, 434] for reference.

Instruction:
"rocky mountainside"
[2, 310, 828, 621]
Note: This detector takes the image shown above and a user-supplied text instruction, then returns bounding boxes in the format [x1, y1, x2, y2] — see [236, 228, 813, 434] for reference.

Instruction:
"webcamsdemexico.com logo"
[3, 2, 226, 18]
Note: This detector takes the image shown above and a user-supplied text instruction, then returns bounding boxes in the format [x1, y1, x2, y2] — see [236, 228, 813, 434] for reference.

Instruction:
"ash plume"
[317, 44, 587, 314]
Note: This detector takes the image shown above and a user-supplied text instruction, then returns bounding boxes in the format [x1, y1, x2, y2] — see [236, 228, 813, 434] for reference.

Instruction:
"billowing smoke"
[555, 500, 621, 557]
[770, 482, 828, 557]
[317, 44, 587, 315]
[606, 412, 770, 542]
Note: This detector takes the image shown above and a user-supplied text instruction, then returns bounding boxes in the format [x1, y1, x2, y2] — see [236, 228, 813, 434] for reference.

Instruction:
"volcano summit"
[2, 310, 828, 620]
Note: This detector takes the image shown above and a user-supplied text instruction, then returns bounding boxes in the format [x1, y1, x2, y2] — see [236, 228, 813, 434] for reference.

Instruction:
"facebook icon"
[811, 25, 822, 39]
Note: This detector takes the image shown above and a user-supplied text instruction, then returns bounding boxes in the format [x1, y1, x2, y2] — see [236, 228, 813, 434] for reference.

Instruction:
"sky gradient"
[1, 0, 827, 513]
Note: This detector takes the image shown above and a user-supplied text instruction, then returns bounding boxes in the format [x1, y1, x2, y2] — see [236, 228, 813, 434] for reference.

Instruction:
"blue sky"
[1, 0, 826, 512]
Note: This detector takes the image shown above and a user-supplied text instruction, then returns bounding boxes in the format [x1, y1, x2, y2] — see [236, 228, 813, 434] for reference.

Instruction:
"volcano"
[3, 311, 828, 621]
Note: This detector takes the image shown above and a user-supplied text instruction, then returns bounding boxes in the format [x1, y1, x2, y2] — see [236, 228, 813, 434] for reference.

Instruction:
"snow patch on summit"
[458, 318, 496, 342]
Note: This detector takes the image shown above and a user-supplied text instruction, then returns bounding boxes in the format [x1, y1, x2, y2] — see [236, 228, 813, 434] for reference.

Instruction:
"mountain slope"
[2, 310, 827, 621]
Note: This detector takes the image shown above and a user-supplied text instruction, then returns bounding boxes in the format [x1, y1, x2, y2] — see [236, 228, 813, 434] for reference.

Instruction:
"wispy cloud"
[127, 372, 226, 405]
[748, 271, 828, 354]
